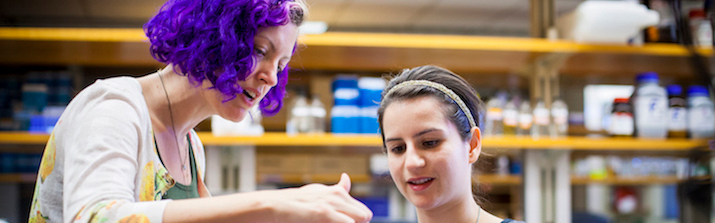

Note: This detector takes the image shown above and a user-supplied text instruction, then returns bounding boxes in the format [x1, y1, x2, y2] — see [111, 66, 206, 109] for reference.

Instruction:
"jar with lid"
[609, 98, 634, 137]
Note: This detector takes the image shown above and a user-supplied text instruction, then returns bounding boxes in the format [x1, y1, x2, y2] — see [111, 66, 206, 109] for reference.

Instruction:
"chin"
[409, 197, 440, 210]
[221, 109, 248, 123]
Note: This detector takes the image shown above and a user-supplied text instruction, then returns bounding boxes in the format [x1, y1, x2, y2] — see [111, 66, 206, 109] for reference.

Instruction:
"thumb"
[336, 173, 351, 192]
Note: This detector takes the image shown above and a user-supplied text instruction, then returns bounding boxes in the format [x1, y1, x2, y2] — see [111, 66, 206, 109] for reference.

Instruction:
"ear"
[468, 127, 481, 164]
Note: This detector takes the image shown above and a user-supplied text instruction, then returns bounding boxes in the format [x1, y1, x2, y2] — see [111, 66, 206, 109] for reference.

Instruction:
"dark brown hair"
[377, 65, 485, 147]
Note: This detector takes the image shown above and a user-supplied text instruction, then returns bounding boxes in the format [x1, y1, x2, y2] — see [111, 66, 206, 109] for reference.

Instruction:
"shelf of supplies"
[0, 132, 709, 150]
[0, 27, 708, 75]
[0, 173, 37, 183]
[571, 175, 683, 185]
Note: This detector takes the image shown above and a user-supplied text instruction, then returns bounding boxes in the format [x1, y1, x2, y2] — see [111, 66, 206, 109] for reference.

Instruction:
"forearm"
[163, 190, 275, 223]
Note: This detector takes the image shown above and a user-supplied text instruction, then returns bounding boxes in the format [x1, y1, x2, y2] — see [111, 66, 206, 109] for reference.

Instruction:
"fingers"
[331, 173, 373, 223]
[335, 198, 373, 223]
[325, 211, 357, 223]
[336, 173, 351, 192]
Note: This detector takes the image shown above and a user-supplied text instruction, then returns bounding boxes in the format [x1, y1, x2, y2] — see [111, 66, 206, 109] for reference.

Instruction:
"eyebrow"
[384, 128, 442, 143]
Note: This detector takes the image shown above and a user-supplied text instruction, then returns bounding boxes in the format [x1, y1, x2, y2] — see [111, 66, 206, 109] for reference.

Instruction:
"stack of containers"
[331, 75, 360, 134]
[358, 77, 385, 134]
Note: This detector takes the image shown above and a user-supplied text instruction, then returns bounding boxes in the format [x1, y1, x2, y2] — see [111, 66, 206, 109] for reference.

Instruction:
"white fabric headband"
[386, 80, 476, 128]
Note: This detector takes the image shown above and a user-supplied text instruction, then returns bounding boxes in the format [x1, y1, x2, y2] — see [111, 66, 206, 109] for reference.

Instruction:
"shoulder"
[79, 76, 143, 100]
[55, 76, 150, 141]
[501, 219, 526, 223]
[65, 76, 145, 116]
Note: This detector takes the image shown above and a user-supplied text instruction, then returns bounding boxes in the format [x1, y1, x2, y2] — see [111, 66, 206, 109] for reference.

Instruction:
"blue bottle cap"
[687, 85, 709, 97]
[635, 72, 659, 83]
[666, 84, 682, 96]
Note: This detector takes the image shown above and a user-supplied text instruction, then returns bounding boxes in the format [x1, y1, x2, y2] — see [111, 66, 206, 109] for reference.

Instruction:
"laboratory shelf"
[0, 27, 709, 56]
[0, 27, 708, 75]
[0, 132, 708, 151]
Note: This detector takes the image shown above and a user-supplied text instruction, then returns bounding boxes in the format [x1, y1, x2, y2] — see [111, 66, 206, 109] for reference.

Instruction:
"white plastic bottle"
[517, 101, 533, 136]
[531, 99, 550, 138]
[687, 85, 715, 138]
[633, 72, 668, 138]
[551, 98, 569, 137]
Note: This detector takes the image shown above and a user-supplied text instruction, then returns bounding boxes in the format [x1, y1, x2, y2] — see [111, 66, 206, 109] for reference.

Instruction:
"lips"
[407, 177, 434, 191]
[240, 86, 262, 102]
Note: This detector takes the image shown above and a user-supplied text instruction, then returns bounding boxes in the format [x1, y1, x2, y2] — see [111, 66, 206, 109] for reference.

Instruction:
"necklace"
[475, 206, 481, 223]
[158, 73, 190, 180]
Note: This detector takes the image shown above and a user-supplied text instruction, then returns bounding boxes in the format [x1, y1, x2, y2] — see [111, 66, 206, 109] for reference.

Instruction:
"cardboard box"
[312, 154, 369, 175]
[256, 154, 311, 175]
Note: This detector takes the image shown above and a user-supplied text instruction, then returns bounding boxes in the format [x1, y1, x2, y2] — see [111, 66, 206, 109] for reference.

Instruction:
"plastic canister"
[632, 72, 668, 138]
[687, 85, 715, 138]
[331, 75, 360, 134]
[556, 1, 659, 44]
[358, 77, 385, 134]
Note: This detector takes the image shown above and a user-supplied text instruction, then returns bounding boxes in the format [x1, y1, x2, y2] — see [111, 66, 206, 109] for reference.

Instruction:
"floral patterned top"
[29, 77, 209, 223]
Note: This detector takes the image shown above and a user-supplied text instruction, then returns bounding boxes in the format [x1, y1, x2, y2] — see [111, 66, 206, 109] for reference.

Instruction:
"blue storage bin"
[331, 105, 360, 133]
[356, 197, 389, 218]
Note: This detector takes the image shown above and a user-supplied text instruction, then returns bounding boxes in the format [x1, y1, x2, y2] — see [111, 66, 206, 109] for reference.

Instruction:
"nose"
[404, 144, 425, 171]
[255, 61, 278, 87]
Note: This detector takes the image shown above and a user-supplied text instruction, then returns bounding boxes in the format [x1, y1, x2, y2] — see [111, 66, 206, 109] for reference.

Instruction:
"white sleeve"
[61, 85, 169, 223]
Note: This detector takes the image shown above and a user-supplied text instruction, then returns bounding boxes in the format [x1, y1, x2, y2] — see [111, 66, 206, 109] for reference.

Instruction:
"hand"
[267, 173, 373, 223]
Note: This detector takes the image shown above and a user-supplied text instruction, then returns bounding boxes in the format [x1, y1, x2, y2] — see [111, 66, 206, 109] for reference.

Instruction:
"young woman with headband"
[378, 65, 525, 223]
[28, 0, 372, 222]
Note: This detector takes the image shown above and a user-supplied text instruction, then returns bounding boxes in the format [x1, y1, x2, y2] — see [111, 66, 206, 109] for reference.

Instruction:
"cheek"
[387, 155, 402, 175]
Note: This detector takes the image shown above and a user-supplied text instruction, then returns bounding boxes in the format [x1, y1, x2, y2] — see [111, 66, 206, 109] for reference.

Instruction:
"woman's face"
[382, 95, 479, 210]
[209, 23, 299, 122]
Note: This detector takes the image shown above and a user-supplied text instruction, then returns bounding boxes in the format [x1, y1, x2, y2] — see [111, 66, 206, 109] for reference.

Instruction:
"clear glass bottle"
[485, 97, 504, 136]
[286, 93, 310, 134]
[517, 100, 532, 136]
[503, 97, 518, 136]
[551, 98, 569, 137]
[310, 95, 326, 134]
[531, 99, 550, 138]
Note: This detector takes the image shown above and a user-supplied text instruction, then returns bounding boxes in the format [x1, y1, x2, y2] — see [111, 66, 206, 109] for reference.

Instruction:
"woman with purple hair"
[28, 0, 372, 222]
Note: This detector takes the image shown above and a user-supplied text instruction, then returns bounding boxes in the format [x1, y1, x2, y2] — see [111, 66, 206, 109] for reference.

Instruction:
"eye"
[422, 139, 440, 148]
[389, 144, 406, 154]
[254, 47, 266, 57]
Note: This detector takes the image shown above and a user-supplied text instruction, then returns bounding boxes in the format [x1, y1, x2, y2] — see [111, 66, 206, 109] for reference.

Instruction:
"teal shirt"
[156, 135, 200, 199]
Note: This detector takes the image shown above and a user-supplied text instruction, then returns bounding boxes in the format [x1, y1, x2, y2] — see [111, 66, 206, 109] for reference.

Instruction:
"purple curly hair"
[144, 0, 306, 116]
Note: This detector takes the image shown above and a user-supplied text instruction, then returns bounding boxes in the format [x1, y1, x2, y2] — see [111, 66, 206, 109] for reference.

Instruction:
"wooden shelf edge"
[474, 174, 522, 185]
[0, 132, 50, 145]
[0, 27, 710, 56]
[258, 173, 371, 184]
[571, 176, 683, 185]
[0, 132, 707, 150]
[0, 173, 37, 183]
